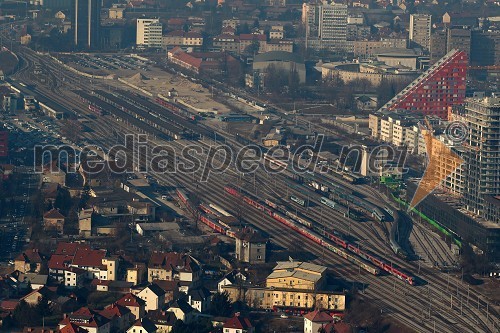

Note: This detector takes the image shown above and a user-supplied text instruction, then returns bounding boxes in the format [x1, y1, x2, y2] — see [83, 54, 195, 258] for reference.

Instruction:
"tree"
[243, 40, 260, 55]
[238, 23, 250, 35]
[54, 188, 72, 215]
[36, 295, 52, 317]
[210, 291, 232, 317]
[13, 300, 42, 327]
[288, 69, 301, 98]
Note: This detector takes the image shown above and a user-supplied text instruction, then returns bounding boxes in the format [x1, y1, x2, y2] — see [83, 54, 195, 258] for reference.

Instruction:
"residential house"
[223, 314, 254, 333]
[59, 323, 90, 333]
[43, 209, 65, 233]
[99, 303, 134, 333]
[115, 293, 146, 321]
[147, 252, 201, 287]
[162, 31, 203, 48]
[355, 95, 378, 111]
[303, 310, 333, 333]
[79, 208, 94, 237]
[126, 318, 157, 333]
[48, 243, 118, 282]
[126, 263, 146, 286]
[59, 307, 111, 333]
[147, 310, 176, 333]
[212, 34, 240, 53]
[152, 280, 180, 305]
[17, 272, 48, 289]
[234, 228, 268, 264]
[21, 286, 54, 306]
[136, 284, 166, 312]
[167, 299, 195, 324]
[187, 287, 211, 313]
[265, 39, 293, 52]
[14, 249, 45, 273]
[64, 267, 87, 289]
[218, 270, 248, 293]
[48, 254, 73, 282]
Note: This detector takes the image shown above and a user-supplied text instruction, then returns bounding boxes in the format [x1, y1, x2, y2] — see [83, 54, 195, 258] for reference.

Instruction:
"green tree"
[210, 291, 232, 317]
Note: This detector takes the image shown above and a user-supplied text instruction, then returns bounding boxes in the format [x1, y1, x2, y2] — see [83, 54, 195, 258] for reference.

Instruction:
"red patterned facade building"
[379, 49, 467, 119]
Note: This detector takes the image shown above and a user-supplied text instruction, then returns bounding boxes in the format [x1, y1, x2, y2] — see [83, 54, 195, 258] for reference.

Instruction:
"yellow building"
[266, 261, 327, 290]
[222, 284, 345, 311]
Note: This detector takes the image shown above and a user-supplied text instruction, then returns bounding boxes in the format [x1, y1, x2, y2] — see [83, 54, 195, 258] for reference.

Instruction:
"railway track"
[6, 46, 498, 332]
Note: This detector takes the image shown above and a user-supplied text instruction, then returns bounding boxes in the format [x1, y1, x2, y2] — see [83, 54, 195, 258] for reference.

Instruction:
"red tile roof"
[185, 31, 202, 38]
[224, 315, 253, 330]
[168, 18, 187, 25]
[99, 303, 131, 320]
[0, 299, 19, 311]
[173, 52, 203, 69]
[152, 279, 180, 293]
[62, 307, 109, 328]
[304, 310, 333, 323]
[148, 252, 200, 273]
[59, 322, 89, 333]
[15, 248, 44, 263]
[166, 30, 184, 37]
[239, 34, 266, 41]
[48, 254, 72, 270]
[72, 248, 106, 268]
[55, 242, 89, 256]
[43, 209, 65, 219]
[115, 293, 146, 308]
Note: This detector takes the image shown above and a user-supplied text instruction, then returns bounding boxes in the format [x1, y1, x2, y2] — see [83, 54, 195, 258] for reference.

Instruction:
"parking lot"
[58, 53, 155, 75]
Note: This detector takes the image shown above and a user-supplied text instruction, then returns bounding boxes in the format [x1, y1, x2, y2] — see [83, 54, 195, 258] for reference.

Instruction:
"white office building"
[303, 1, 348, 52]
[136, 18, 163, 48]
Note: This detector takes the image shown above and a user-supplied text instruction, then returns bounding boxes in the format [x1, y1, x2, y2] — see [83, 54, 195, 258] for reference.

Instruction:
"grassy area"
[0, 51, 18, 74]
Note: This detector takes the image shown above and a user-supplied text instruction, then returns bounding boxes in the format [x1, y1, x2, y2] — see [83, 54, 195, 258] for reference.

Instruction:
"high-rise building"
[430, 30, 447, 64]
[431, 26, 471, 65]
[378, 49, 467, 119]
[136, 18, 163, 48]
[409, 14, 431, 50]
[458, 97, 500, 222]
[0, 130, 8, 158]
[73, 0, 101, 49]
[303, 2, 348, 52]
[447, 26, 471, 61]
[471, 31, 500, 66]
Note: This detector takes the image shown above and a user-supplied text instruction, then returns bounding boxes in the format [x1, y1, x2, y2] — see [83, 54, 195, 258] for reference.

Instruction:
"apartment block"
[409, 14, 431, 50]
[136, 18, 163, 48]
[303, 2, 348, 52]
[456, 97, 500, 222]
[378, 49, 467, 119]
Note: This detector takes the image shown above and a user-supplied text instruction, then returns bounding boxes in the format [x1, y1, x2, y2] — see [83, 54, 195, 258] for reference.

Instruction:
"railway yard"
[1, 32, 499, 333]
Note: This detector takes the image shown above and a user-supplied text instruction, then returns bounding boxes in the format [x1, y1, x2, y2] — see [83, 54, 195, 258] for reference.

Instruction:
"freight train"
[226, 186, 416, 285]
[305, 179, 387, 222]
[320, 197, 361, 221]
[389, 210, 408, 259]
